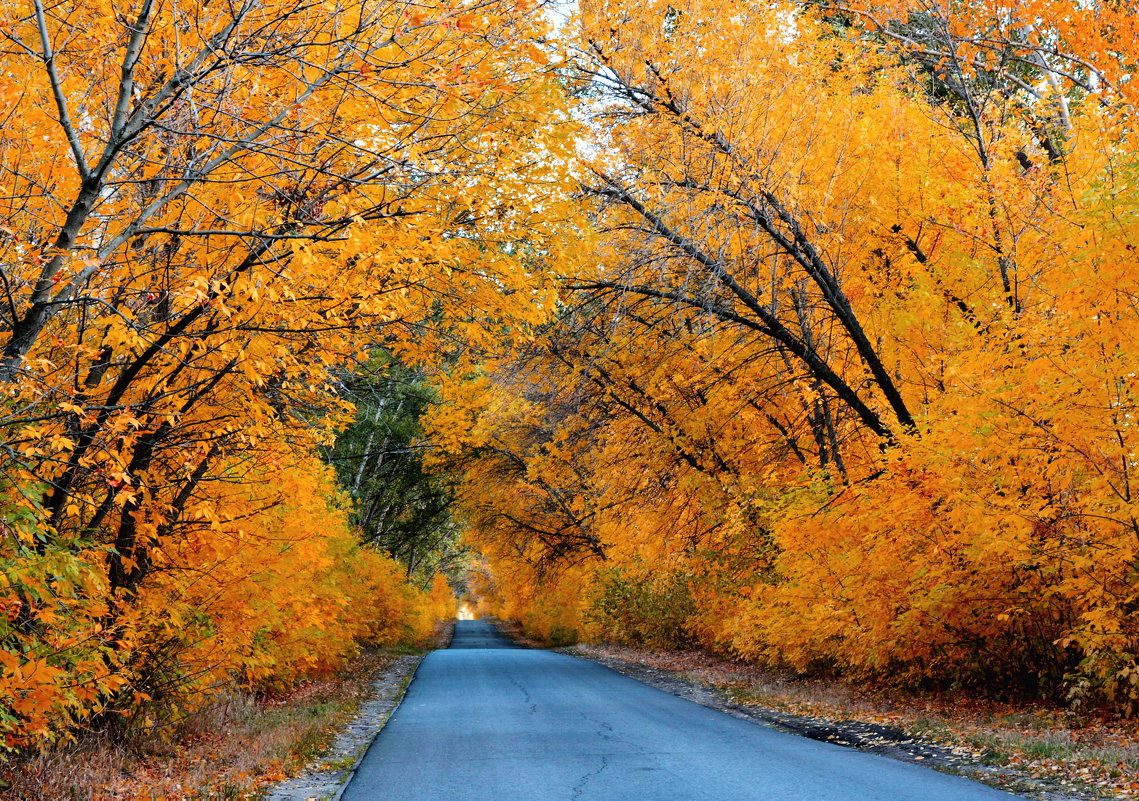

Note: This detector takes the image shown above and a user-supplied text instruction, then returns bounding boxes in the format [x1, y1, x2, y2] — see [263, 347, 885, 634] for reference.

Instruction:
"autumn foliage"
[437, 0, 1139, 712]
[0, 0, 564, 751]
[8, 0, 1139, 761]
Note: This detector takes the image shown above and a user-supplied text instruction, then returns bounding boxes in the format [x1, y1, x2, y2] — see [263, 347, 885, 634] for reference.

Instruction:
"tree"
[0, 0, 572, 746]
[440, 0, 1139, 707]
[329, 357, 464, 583]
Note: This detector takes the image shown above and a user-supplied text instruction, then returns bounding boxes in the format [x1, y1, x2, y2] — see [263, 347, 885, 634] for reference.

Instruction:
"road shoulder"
[266, 623, 453, 801]
[559, 643, 1107, 801]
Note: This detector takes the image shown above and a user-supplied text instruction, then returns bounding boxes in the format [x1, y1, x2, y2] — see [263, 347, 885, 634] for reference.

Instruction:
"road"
[343, 620, 1021, 800]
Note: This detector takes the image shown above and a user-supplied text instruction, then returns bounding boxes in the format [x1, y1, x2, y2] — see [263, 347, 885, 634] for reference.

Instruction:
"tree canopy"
[6, 0, 1139, 750]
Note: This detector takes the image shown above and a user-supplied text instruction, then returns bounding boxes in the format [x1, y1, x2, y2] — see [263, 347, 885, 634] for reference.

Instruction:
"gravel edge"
[327, 654, 420, 801]
[266, 624, 454, 801]
[556, 646, 1099, 801]
[262, 653, 423, 801]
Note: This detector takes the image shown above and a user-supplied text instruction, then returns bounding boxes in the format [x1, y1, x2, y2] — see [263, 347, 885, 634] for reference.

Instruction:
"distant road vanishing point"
[342, 620, 1021, 801]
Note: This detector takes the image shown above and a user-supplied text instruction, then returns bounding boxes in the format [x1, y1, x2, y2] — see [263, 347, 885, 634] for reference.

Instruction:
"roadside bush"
[585, 564, 696, 650]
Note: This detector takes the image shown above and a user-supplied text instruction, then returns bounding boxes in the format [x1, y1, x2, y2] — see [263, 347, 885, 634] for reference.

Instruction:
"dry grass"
[0, 648, 411, 800]
[575, 643, 1139, 798]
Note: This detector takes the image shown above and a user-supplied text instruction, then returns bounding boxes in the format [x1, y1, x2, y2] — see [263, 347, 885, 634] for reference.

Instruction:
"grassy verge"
[0, 645, 433, 800]
[570, 643, 1139, 799]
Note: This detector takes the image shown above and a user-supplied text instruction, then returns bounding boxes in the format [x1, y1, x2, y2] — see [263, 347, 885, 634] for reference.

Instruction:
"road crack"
[570, 754, 610, 800]
[503, 669, 538, 715]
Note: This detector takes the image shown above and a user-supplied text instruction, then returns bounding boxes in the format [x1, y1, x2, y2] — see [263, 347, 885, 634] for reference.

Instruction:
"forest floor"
[559, 642, 1139, 801]
[0, 624, 452, 801]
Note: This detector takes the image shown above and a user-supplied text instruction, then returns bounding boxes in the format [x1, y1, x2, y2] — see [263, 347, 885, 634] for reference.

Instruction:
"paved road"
[343, 620, 1021, 800]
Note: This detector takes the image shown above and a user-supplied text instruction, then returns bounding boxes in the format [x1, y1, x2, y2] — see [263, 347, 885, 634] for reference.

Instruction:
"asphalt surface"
[343, 620, 1022, 800]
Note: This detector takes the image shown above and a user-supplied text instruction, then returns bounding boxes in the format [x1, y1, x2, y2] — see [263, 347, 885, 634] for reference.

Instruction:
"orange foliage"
[435, 0, 1139, 711]
[0, 0, 565, 750]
